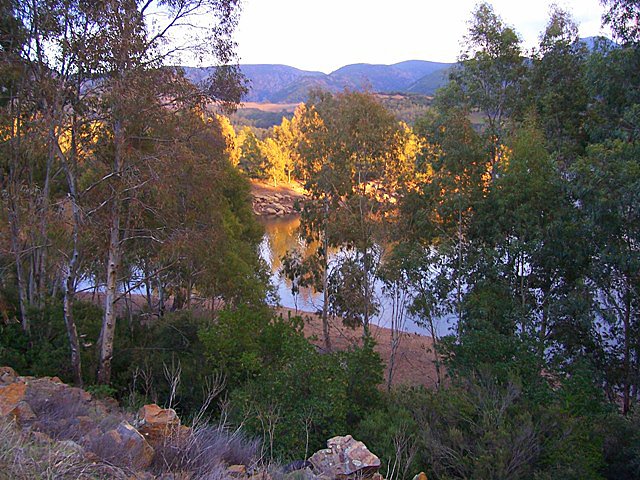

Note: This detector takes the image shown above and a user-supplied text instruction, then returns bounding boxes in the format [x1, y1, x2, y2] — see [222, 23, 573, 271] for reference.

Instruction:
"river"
[258, 215, 455, 336]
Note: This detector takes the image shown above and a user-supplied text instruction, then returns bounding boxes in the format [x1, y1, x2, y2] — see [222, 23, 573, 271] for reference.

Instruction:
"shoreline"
[250, 180, 306, 217]
[275, 306, 441, 389]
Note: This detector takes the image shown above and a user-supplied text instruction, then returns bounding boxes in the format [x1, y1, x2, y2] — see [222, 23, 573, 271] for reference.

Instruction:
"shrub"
[151, 423, 260, 477]
[0, 299, 103, 384]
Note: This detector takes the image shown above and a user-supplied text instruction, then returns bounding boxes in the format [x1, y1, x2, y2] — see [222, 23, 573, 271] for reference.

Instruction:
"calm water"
[258, 215, 454, 336]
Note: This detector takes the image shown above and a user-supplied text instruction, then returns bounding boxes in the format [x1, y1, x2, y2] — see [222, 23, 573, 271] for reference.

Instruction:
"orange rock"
[11, 400, 36, 425]
[227, 464, 247, 477]
[0, 381, 27, 416]
[98, 421, 155, 470]
[136, 403, 181, 447]
[0, 366, 18, 385]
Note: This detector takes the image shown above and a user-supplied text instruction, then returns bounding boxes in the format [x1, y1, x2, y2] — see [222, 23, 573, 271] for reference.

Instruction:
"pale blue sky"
[233, 0, 609, 73]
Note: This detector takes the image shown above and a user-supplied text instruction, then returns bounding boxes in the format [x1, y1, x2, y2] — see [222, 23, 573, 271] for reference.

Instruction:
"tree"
[572, 140, 640, 414]
[403, 98, 487, 335]
[530, 6, 589, 167]
[296, 91, 415, 339]
[454, 2, 525, 168]
[80, 0, 244, 385]
[237, 126, 268, 178]
[602, 0, 640, 44]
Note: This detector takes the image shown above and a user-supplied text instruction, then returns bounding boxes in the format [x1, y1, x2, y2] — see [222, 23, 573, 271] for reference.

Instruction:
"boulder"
[227, 464, 247, 477]
[97, 420, 155, 470]
[0, 366, 18, 385]
[10, 400, 36, 425]
[136, 404, 181, 447]
[0, 381, 27, 417]
[309, 435, 381, 479]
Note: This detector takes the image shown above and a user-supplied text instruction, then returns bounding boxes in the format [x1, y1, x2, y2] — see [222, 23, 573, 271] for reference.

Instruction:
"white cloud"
[234, 0, 608, 73]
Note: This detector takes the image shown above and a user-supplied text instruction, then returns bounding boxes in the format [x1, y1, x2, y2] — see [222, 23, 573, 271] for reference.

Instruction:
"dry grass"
[151, 423, 260, 478]
[240, 102, 301, 113]
[0, 418, 127, 480]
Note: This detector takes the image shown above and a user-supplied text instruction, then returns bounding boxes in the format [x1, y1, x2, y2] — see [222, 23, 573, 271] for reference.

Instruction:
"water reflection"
[258, 215, 453, 336]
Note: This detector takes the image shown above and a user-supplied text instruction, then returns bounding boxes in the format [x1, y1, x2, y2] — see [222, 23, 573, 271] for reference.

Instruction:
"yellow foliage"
[216, 114, 240, 167]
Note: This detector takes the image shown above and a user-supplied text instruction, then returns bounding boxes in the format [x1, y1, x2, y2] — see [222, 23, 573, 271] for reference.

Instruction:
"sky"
[233, 0, 609, 73]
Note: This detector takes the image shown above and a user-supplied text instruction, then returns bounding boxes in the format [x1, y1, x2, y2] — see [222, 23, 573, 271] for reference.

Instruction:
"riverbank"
[250, 180, 306, 216]
[276, 306, 441, 389]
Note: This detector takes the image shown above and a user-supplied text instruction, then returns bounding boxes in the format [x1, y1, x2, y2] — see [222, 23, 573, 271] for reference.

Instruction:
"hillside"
[185, 37, 612, 104]
[183, 60, 453, 103]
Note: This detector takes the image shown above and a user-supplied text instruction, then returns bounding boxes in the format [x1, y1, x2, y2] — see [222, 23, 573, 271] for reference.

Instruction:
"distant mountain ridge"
[183, 60, 454, 103]
[182, 37, 613, 104]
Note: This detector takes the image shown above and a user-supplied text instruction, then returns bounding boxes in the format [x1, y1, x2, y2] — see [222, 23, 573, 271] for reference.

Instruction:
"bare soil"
[277, 307, 441, 389]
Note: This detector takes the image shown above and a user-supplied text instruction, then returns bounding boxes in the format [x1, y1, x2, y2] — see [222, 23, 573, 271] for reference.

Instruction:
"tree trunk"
[386, 287, 401, 392]
[8, 196, 30, 334]
[63, 263, 83, 386]
[457, 208, 463, 337]
[55, 133, 84, 386]
[321, 200, 332, 351]
[623, 278, 632, 415]
[97, 118, 123, 385]
[7, 101, 30, 334]
[97, 199, 121, 384]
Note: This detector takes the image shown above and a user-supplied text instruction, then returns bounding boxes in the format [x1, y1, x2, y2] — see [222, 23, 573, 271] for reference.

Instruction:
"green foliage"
[199, 305, 305, 388]
[200, 305, 383, 460]
[0, 299, 102, 383]
[110, 310, 214, 416]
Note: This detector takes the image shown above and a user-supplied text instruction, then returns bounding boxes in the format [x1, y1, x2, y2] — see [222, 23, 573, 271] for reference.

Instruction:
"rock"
[0, 366, 18, 385]
[283, 460, 313, 473]
[227, 464, 247, 477]
[136, 404, 181, 448]
[309, 435, 380, 479]
[11, 400, 36, 425]
[412, 472, 428, 480]
[265, 207, 278, 215]
[0, 381, 27, 416]
[59, 439, 85, 455]
[249, 471, 273, 480]
[97, 420, 155, 470]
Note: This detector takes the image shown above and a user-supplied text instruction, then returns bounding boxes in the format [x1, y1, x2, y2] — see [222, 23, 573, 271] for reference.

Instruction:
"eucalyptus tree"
[602, 0, 640, 44]
[296, 91, 415, 340]
[453, 2, 525, 170]
[75, 0, 244, 385]
[529, 6, 589, 167]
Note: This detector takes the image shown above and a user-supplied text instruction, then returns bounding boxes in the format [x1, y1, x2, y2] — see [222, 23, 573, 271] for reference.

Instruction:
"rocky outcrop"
[252, 192, 303, 216]
[99, 420, 155, 470]
[0, 368, 157, 471]
[1, 367, 385, 480]
[135, 403, 188, 449]
[308, 435, 382, 480]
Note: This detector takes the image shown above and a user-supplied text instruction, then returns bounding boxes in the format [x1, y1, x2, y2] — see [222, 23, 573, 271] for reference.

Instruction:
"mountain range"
[183, 60, 453, 103]
[182, 37, 616, 105]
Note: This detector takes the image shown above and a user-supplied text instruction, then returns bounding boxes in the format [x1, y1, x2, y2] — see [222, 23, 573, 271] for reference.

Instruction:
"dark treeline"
[1, 1, 640, 479]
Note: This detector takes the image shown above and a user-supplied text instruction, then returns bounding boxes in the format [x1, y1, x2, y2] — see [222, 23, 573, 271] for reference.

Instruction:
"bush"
[110, 310, 217, 416]
[200, 305, 384, 461]
[0, 299, 103, 384]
